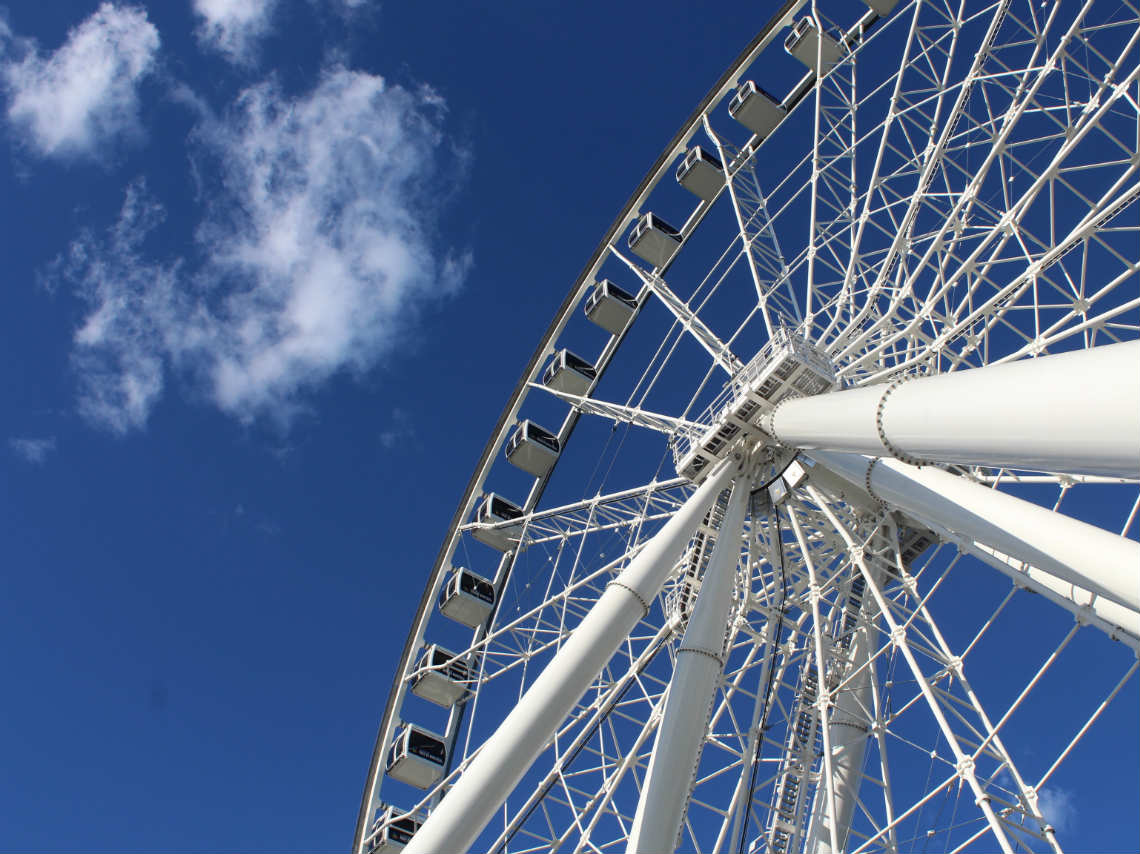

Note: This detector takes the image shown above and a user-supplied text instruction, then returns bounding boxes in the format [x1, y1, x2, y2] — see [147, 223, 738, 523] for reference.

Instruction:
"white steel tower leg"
[808, 450, 1140, 613]
[626, 476, 751, 854]
[804, 573, 878, 854]
[403, 458, 738, 854]
[766, 340, 1140, 477]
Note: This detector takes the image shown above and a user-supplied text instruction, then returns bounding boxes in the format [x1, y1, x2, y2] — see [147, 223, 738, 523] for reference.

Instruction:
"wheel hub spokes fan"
[356, 2, 1140, 852]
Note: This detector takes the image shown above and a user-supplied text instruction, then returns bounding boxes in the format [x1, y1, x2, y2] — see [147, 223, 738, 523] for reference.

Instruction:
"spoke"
[362, 4, 1140, 852]
[805, 486, 1016, 854]
[532, 383, 703, 437]
[611, 246, 744, 375]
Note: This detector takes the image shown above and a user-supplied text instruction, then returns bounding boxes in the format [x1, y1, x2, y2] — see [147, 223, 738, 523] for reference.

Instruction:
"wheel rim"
[356, 2, 1140, 852]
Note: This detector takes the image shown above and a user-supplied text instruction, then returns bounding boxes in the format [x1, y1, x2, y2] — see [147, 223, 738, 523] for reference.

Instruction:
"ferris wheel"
[353, 1, 1140, 852]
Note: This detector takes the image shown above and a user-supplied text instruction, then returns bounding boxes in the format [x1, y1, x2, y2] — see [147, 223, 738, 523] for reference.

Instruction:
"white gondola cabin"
[785, 17, 842, 72]
[410, 643, 474, 707]
[386, 724, 447, 789]
[365, 806, 422, 853]
[470, 493, 525, 551]
[584, 280, 637, 335]
[728, 81, 786, 138]
[505, 419, 560, 477]
[542, 348, 597, 396]
[438, 567, 496, 627]
[628, 212, 681, 268]
[675, 146, 724, 202]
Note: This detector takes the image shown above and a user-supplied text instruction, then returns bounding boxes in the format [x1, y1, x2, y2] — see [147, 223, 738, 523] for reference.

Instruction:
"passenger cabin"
[728, 81, 786, 139]
[584, 280, 637, 335]
[676, 146, 724, 202]
[628, 213, 681, 268]
[505, 419, 560, 477]
[470, 493, 525, 551]
[386, 724, 447, 789]
[439, 567, 496, 627]
[543, 349, 597, 396]
[411, 644, 474, 707]
[785, 17, 843, 72]
[366, 806, 422, 853]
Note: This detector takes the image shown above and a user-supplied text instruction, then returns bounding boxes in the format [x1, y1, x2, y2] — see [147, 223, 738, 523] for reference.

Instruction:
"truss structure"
[355, 3, 1140, 853]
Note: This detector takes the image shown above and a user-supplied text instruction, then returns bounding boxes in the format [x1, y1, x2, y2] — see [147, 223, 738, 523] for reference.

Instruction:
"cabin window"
[524, 423, 559, 452]
[603, 282, 637, 307]
[490, 496, 523, 520]
[430, 648, 453, 668]
[564, 351, 597, 378]
[460, 571, 495, 602]
[646, 214, 680, 237]
[388, 817, 419, 844]
[407, 730, 445, 765]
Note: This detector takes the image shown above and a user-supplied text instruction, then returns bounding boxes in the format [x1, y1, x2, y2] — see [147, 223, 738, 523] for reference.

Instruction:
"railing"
[671, 327, 833, 466]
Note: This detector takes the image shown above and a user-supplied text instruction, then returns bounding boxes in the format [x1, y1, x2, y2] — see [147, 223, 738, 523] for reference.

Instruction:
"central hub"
[672, 328, 836, 483]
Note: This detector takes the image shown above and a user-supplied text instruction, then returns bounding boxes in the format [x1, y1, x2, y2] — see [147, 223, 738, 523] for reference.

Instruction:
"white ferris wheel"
[354, 1, 1140, 852]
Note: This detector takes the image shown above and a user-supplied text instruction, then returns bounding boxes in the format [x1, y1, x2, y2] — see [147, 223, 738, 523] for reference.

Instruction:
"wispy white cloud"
[192, 0, 275, 65]
[1, 3, 159, 159]
[378, 408, 412, 449]
[331, 0, 372, 14]
[58, 68, 469, 434]
[8, 436, 57, 464]
[194, 69, 470, 418]
[1037, 786, 1076, 834]
[192, 1, 379, 65]
[61, 179, 185, 434]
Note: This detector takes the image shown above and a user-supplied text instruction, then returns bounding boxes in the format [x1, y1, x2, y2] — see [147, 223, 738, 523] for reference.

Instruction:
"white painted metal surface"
[677, 146, 725, 202]
[627, 477, 750, 853]
[402, 459, 737, 854]
[803, 575, 876, 854]
[808, 450, 1140, 613]
[768, 341, 1140, 477]
[356, 2, 1140, 850]
[801, 457, 1140, 647]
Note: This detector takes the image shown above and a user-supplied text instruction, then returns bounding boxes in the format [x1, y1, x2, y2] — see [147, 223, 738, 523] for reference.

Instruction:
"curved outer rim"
[346, 1, 902, 848]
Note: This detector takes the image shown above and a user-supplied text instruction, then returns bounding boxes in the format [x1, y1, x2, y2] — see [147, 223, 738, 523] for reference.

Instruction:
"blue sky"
[1, 2, 1137, 852]
[0, 1, 769, 850]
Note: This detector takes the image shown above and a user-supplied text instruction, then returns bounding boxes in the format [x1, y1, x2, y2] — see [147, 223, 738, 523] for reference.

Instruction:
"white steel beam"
[640, 270, 745, 375]
[804, 581, 876, 854]
[803, 456, 1140, 647]
[403, 457, 739, 854]
[627, 477, 751, 854]
[532, 383, 703, 436]
[807, 450, 1140, 615]
[766, 341, 1140, 478]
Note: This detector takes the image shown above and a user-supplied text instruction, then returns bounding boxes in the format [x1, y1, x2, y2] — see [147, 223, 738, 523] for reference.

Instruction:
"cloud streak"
[8, 437, 57, 464]
[192, 0, 275, 64]
[62, 180, 184, 433]
[59, 68, 470, 433]
[1, 3, 159, 159]
[1037, 786, 1076, 834]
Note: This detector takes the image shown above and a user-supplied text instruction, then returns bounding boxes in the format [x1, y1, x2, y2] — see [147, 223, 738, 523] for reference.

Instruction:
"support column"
[808, 450, 1140, 613]
[804, 452, 1140, 646]
[804, 575, 877, 854]
[403, 457, 738, 854]
[626, 476, 751, 854]
[767, 341, 1140, 477]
